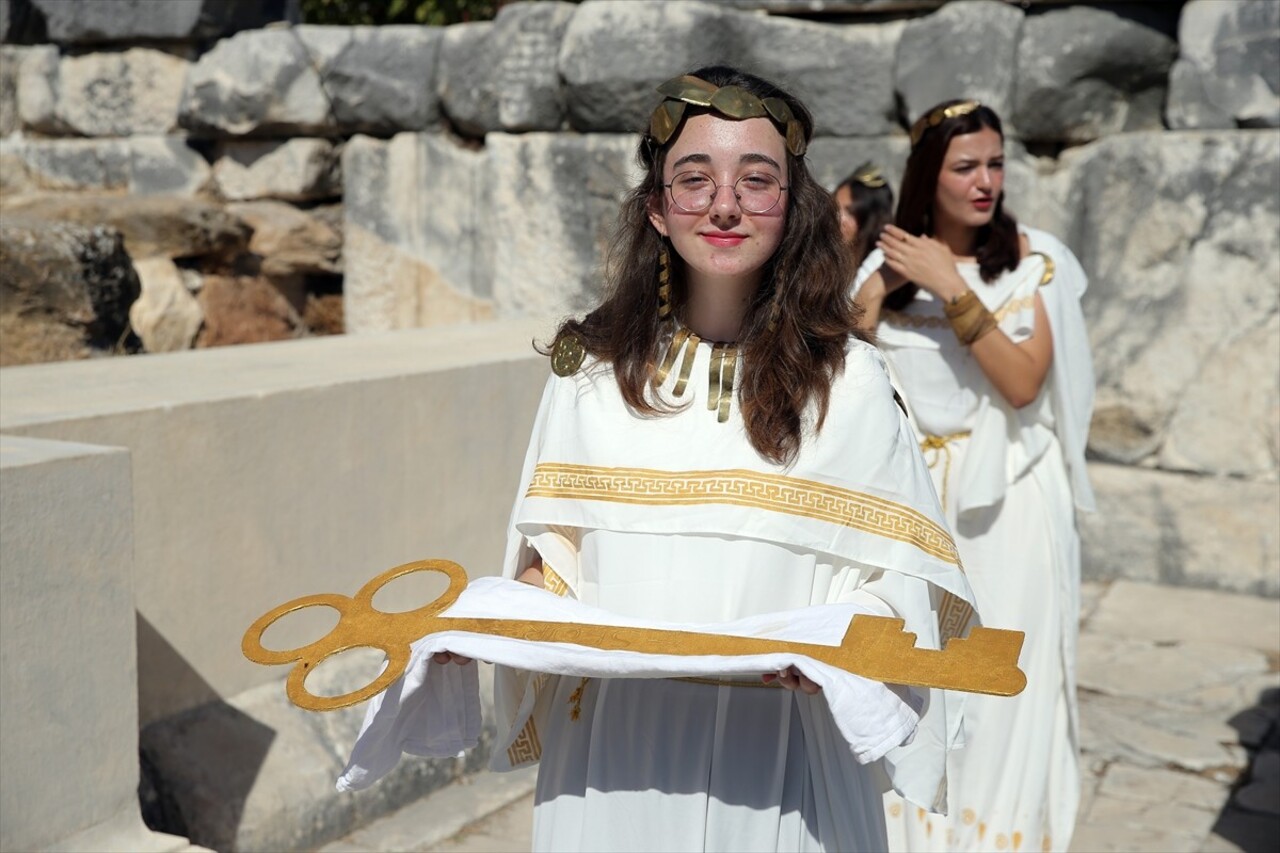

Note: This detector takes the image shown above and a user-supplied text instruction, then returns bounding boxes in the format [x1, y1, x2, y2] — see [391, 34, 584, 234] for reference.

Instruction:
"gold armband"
[943, 290, 998, 346]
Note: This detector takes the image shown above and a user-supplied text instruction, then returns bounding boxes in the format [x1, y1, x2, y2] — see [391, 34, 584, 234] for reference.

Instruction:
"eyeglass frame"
[661, 170, 789, 215]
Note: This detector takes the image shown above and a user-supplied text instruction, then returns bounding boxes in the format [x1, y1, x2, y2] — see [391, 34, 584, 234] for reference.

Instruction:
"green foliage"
[299, 0, 501, 27]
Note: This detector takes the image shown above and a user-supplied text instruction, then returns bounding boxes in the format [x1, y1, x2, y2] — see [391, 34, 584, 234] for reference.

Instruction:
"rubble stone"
[211, 138, 340, 203]
[129, 256, 203, 353]
[1167, 0, 1280, 130]
[1013, 5, 1177, 143]
[180, 28, 333, 137]
[0, 215, 139, 351]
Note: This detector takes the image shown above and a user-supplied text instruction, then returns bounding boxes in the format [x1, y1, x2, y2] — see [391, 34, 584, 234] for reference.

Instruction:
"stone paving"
[322, 580, 1280, 853]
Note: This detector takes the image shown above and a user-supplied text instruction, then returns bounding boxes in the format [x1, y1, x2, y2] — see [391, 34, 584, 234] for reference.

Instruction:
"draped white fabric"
[854, 227, 1094, 852]
[334, 576, 921, 793]
[490, 339, 980, 852]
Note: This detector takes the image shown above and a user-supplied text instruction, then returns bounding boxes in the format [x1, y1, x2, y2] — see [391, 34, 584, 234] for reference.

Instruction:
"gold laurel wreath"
[909, 99, 982, 146]
[649, 75, 808, 157]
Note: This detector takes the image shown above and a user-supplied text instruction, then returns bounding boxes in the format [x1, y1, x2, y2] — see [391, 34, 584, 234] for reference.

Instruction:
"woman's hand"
[432, 555, 546, 666]
[762, 665, 821, 694]
[877, 224, 968, 302]
[431, 651, 473, 665]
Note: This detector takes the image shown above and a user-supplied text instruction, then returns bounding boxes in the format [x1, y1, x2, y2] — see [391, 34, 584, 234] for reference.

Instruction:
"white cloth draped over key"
[336, 576, 921, 793]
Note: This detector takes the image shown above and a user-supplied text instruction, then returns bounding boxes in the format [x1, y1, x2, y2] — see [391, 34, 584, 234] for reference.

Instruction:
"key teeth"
[840, 615, 1027, 697]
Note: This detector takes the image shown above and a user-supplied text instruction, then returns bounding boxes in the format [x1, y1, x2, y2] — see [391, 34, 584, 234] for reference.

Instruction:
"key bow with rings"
[242, 559, 1027, 712]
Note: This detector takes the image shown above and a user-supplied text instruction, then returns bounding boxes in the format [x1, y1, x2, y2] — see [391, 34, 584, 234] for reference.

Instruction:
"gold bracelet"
[943, 291, 998, 346]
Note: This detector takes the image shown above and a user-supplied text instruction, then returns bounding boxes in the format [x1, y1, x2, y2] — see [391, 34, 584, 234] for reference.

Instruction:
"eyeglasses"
[663, 170, 787, 215]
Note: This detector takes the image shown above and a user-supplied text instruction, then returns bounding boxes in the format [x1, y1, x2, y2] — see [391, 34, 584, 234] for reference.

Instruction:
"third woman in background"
[834, 162, 894, 269]
[852, 100, 1096, 853]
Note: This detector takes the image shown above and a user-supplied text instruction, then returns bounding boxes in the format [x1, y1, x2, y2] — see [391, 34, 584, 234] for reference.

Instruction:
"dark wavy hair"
[836, 162, 895, 271]
[885, 100, 1020, 311]
[548, 65, 861, 466]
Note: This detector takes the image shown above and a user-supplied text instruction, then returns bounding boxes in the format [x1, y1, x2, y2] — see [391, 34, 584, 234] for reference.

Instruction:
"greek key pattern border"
[527, 463, 959, 566]
[937, 590, 975, 644]
[506, 715, 541, 765]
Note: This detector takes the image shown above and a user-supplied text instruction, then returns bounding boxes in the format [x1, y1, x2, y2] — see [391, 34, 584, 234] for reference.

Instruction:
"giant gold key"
[243, 559, 1027, 712]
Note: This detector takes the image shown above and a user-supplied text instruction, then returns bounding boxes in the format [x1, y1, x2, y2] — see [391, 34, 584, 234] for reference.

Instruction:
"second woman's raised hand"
[877, 225, 968, 302]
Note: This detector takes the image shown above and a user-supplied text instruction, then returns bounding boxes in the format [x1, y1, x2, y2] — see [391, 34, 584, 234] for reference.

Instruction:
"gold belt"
[919, 431, 971, 510]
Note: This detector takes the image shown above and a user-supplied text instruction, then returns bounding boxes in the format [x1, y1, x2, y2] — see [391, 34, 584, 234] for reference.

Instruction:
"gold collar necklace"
[654, 327, 739, 424]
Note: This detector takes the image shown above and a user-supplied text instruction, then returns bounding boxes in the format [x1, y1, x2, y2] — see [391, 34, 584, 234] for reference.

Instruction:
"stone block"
[342, 132, 493, 333]
[0, 135, 209, 195]
[1081, 463, 1280, 597]
[438, 2, 573, 136]
[560, 0, 740, 133]
[742, 15, 901, 137]
[130, 256, 203, 353]
[0, 215, 139, 348]
[13, 42, 56, 125]
[1168, 0, 1280, 130]
[895, 0, 1023, 129]
[212, 138, 341, 202]
[1077, 634, 1269, 706]
[181, 27, 333, 137]
[27, 0, 294, 45]
[1077, 795, 1217, 847]
[1042, 131, 1280, 470]
[0, 435, 189, 852]
[0, 45, 27, 136]
[1086, 578, 1280, 653]
[5, 194, 250, 262]
[1079, 693, 1247, 774]
[18, 44, 189, 136]
[296, 25, 443, 135]
[1098, 764, 1231, 812]
[0, 135, 128, 192]
[438, 22, 492, 134]
[1067, 823, 1199, 853]
[1183, 673, 1280, 735]
[562, 4, 903, 137]
[487, 132, 640, 319]
[128, 136, 212, 196]
[1159, 314, 1279, 478]
[1013, 6, 1177, 143]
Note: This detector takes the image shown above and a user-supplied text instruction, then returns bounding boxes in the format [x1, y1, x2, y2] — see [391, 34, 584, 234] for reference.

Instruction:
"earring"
[657, 242, 673, 319]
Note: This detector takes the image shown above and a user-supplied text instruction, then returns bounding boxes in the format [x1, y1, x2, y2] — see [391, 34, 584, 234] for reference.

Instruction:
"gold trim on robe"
[526, 462, 961, 566]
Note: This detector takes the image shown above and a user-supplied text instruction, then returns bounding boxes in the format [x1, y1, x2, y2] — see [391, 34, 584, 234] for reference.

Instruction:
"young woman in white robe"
[853, 100, 1096, 853]
[430, 67, 985, 852]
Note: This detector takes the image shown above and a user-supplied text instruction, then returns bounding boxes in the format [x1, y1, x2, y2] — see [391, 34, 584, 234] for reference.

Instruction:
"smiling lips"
[701, 232, 747, 247]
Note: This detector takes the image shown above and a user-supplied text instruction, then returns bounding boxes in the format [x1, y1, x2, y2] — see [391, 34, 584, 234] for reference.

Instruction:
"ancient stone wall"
[4, 0, 1274, 595]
